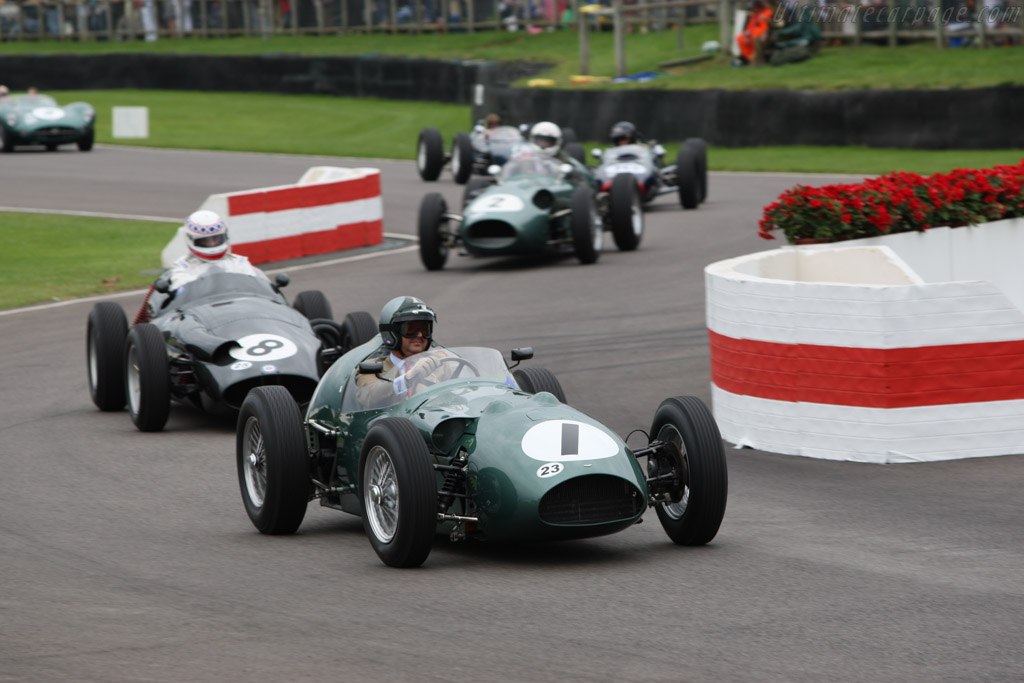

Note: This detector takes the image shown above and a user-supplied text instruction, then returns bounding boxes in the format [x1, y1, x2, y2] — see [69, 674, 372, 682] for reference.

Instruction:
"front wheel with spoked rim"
[649, 396, 728, 546]
[236, 386, 309, 534]
[359, 418, 437, 568]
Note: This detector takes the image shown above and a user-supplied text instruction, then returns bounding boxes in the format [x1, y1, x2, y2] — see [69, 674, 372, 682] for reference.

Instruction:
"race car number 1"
[228, 333, 298, 362]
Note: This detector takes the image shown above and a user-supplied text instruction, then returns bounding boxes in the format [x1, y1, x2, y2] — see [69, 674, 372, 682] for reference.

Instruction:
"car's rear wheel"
[570, 185, 602, 265]
[676, 145, 700, 210]
[78, 130, 95, 152]
[341, 311, 378, 350]
[649, 396, 728, 546]
[237, 386, 309, 534]
[416, 126, 445, 181]
[451, 131, 473, 185]
[293, 290, 332, 321]
[87, 302, 128, 411]
[125, 323, 171, 432]
[513, 367, 567, 404]
[45, 143, 58, 152]
[565, 142, 586, 164]
[359, 418, 436, 568]
[1, 127, 14, 153]
[609, 173, 644, 251]
[418, 192, 449, 271]
[462, 177, 492, 209]
[683, 137, 708, 203]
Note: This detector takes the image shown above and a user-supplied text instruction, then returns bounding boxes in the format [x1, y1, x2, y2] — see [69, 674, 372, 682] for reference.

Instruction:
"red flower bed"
[758, 161, 1024, 243]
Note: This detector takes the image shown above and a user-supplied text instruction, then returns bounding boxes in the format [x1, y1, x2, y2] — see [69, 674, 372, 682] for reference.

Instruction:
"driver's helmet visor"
[193, 233, 226, 248]
[533, 134, 558, 148]
[398, 320, 432, 340]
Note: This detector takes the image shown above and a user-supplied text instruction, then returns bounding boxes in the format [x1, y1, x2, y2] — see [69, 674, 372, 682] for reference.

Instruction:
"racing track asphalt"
[1, 145, 1023, 682]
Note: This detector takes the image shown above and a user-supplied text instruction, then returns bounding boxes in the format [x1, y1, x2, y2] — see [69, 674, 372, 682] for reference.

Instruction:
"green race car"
[236, 334, 728, 568]
[417, 147, 645, 270]
[0, 93, 96, 153]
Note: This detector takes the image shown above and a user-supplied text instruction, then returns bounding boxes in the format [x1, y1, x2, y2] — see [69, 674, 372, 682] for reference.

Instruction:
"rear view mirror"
[511, 347, 534, 361]
[358, 361, 384, 375]
[275, 273, 290, 288]
[591, 148, 604, 159]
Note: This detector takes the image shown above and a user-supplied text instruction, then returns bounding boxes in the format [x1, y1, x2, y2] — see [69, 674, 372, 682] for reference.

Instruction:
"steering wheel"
[406, 356, 482, 391]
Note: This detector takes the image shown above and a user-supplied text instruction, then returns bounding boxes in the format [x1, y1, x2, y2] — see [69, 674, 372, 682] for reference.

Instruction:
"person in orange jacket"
[736, 0, 774, 65]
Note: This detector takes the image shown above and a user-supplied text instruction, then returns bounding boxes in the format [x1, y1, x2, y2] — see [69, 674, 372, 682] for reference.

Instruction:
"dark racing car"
[235, 336, 728, 568]
[592, 137, 708, 209]
[0, 93, 95, 153]
[86, 270, 376, 432]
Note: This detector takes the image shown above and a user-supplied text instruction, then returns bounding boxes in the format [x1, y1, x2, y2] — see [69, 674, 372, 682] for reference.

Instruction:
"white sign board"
[112, 106, 149, 139]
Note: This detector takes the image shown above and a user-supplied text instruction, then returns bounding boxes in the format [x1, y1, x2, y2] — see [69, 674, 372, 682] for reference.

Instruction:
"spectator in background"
[735, 0, 774, 65]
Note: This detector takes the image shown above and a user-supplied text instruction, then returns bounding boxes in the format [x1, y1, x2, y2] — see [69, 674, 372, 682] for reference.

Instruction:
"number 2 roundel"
[521, 420, 618, 462]
[228, 334, 298, 362]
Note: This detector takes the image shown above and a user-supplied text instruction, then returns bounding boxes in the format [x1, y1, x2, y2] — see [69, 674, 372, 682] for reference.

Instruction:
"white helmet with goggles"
[529, 121, 563, 157]
[185, 210, 229, 261]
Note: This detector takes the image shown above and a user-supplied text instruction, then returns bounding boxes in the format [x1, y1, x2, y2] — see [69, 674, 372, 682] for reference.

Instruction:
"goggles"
[398, 320, 432, 339]
[194, 234, 226, 248]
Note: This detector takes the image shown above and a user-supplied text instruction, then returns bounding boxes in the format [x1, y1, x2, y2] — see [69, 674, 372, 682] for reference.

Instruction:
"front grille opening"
[539, 475, 644, 525]
[468, 220, 516, 241]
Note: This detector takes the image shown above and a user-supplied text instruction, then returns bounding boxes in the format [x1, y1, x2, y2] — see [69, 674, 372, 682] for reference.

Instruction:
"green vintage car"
[0, 93, 95, 153]
[417, 148, 645, 270]
[236, 336, 728, 568]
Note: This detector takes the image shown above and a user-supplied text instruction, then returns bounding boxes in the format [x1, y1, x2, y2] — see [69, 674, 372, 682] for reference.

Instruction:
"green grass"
[0, 213, 177, 309]
[11, 28, 1024, 89]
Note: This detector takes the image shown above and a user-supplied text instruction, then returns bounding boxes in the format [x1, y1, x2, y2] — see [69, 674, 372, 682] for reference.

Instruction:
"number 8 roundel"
[228, 333, 298, 362]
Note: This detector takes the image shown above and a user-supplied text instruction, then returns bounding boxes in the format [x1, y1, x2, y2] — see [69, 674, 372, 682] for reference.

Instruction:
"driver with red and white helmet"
[165, 210, 268, 290]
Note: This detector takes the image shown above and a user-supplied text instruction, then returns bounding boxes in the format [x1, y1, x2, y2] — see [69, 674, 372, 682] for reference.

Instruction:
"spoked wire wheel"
[242, 416, 267, 509]
[363, 445, 400, 543]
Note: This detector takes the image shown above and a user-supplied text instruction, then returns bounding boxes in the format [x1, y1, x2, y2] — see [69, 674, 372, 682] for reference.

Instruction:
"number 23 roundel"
[521, 420, 618, 462]
[228, 333, 298, 362]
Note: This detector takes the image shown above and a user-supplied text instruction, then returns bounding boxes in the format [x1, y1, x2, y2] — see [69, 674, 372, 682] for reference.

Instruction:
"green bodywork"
[458, 155, 597, 257]
[305, 337, 648, 542]
[0, 94, 96, 151]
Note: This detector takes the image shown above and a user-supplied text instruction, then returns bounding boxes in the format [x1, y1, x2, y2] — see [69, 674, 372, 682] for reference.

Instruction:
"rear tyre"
[124, 323, 171, 432]
[609, 173, 644, 251]
[416, 126, 445, 181]
[78, 130, 95, 152]
[359, 418, 437, 568]
[570, 186, 602, 265]
[237, 386, 309, 534]
[683, 137, 708, 203]
[1, 127, 14, 153]
[451, 131, 473, 185]
[341, 311, 378, 350]
[87, 302, 128, 411]
[649, 396, 728, 546]
[293, 290, 333, 321]
[513, 367, 567, 404]
[45, 143, 58, 152]
[676, 145, 700, 210]
[564, 142, 585, 164]
[462, 177, 492, 209]
[418, 192, 449, 271]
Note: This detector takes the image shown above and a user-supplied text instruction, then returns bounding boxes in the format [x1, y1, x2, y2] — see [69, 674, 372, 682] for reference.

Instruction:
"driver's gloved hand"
[406, 355, 440, 382]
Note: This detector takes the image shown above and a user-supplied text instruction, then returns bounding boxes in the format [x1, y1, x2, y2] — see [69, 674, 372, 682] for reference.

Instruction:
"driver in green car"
[355, 296, 449, 405]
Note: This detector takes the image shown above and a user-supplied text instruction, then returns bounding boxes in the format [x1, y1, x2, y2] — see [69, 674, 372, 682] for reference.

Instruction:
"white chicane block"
[705, 223, 1024, 463]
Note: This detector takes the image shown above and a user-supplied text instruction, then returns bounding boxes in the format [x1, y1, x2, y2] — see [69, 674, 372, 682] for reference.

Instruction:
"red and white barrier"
[706, 220, 1024, 463]
[161, 166, 383, 267]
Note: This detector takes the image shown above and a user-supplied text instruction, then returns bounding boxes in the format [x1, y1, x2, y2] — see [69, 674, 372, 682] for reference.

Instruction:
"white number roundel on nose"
[229, 333, 298, 362]
[521, 420, 618, 462]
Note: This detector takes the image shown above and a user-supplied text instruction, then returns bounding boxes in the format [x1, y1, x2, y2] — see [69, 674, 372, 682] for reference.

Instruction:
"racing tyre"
[676, 145, 700, 210]
[78, 130, 95, 152]
[418, 192, 449, 271]
[45, 143, 58, 152]
[416, 126, 445, 181]
[311, 319, 345, 376]
[87, 301, 128, 411]
[683, 137, 708, 203]
[451, 131, 474, 185]
[570, 186, 602, 265]
[1, 127, 13, 153]
[341, 311, 378, 350]
[124, 323, 171, 432]
[359, 418, 437, 568]
[513, 367, 567, 404]
[609, 173, 644, 252]
[293, 290, 333, 321]
[649, 396, 728, 546]
[565, 142, 586, 165]
[237, 386, 309, 534]
[462, 177, 492, 209]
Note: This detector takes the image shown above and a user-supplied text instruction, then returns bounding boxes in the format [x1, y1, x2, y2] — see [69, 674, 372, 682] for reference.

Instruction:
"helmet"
[529, 121, 562, 156]
[184, 210, 230, 261]
[379, 296, 437, 350]
[610, 121, 637, 145]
